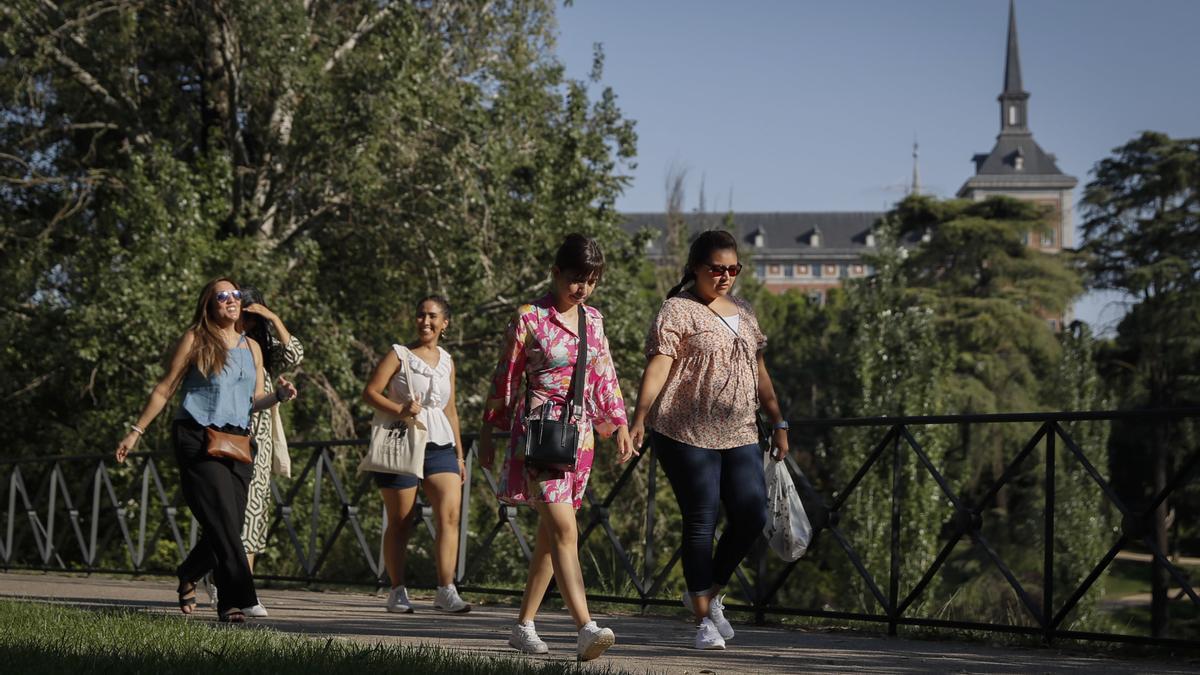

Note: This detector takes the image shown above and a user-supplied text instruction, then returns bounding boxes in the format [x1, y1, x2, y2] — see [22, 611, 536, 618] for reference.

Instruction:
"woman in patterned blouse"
[480, 234, 636, 662]
[237, 287, 304, 617]
[630, 230, 790, 651]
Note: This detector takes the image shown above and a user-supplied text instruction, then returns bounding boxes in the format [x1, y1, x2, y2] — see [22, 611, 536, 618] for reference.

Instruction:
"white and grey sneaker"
[509, 621, 549, 654]
[577, 621, 615, 661]
[241, 603, 269, 618]
[385, 585, 414, 614]
[682, 590, 734, 640]
[433, 584, 471, 613]
[694, 617, 726, 650]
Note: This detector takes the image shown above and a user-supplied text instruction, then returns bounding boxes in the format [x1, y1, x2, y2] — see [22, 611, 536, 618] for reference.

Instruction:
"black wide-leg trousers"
[173, 418, 258, 614]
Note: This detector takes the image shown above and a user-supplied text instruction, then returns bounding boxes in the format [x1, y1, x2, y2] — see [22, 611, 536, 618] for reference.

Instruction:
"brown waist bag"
[206, 427, 253, 464]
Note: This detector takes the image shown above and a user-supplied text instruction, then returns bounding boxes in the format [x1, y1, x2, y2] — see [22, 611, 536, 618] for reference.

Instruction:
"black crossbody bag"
[523, 308, 587, 471]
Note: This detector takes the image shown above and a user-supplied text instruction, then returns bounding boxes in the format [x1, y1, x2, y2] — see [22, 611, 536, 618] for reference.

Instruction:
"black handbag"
[523, 307, 587, 471]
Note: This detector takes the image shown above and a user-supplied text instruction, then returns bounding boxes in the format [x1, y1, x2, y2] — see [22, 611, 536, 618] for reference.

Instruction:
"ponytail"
[666, 270, 696, 299]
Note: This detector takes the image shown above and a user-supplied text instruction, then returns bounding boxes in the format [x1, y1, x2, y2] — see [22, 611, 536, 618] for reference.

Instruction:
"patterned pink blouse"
[483, 295, 628, 509]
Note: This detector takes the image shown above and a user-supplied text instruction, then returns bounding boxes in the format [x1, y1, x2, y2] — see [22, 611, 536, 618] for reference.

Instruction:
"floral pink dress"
[483, 295, 628, 509]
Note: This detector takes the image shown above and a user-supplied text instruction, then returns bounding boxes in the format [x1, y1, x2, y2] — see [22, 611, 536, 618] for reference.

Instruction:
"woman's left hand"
[615, 425, 639, 464]
[276, 376, 298, 403]
[457, 457, 467, 484]
[771, 427, 790, 462]
[243, 303, 278, 322]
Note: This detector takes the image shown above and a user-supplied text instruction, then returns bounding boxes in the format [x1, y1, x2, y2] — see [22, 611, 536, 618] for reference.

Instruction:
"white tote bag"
[358, 347, 428, 476]
[762, 457, 813, 562]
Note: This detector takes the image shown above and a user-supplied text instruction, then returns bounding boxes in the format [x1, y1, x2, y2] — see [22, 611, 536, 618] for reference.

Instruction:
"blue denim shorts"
[373, 442, 458, 490]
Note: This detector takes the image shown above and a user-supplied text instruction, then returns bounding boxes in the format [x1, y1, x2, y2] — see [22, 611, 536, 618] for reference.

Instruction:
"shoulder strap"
[393, 345, 419, 401]
[707, 303, 739, 337]
[570, 307, 588, 410]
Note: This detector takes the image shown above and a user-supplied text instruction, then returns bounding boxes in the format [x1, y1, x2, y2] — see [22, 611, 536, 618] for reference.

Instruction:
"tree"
[0, 0, 644, 458]
[1080, 131, 1200, 637]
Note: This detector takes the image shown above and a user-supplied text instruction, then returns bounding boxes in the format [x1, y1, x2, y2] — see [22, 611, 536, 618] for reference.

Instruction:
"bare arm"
[243, 304, 293, 347]
[444, 362, 467, 481]
[114, 331, 195, 462]
[756, 351, 790, 460]
[629, 353, 675, 449]
[361, 350, 420, 420]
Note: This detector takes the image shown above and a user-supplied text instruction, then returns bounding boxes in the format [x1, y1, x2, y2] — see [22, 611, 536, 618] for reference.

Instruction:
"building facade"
[623, 1, 1075, 299]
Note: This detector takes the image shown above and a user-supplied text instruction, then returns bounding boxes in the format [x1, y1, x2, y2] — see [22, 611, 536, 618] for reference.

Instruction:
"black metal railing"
[2, 409, 1198, 648]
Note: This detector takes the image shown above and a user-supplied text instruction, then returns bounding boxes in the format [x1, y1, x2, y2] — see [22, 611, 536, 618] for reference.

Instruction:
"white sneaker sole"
[386, 605, 414, 614]
[434, 604, 471, 614]
[697, 640, 727, 650]
[578, 631, 616, 662]
[509, 638, 549, 655]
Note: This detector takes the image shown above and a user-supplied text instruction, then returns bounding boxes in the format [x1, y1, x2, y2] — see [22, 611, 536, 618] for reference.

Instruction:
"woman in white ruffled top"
[362, 296, 470, 614]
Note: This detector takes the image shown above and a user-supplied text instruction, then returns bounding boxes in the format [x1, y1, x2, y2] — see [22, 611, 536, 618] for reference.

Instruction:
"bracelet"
[129, 423, 146, 435]
[772, 421, 789, 431]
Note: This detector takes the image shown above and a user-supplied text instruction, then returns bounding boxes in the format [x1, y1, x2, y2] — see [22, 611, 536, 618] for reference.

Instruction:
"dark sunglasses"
[707, 263, 743, 278]
[215, 290, 243, 303]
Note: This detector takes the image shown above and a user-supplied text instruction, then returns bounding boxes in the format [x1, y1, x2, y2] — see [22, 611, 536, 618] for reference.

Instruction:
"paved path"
[2, 571, 1197, 674]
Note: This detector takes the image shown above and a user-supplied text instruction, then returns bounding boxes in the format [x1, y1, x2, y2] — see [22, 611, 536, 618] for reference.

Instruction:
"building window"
[812, 265, 822, 278]
[1008, 105, 1017, 125]
[839, 265, 849, 278]
[796, 264, 809, 276]
[1041, 228, 1056, 246]
[824, 264, 837, 277]
[783, 265, 794, 278]
[768, 264, 781, 277]
[755, 263, 766, 278]
[1014, 155, 1024, 171]
[851, 264, 865, 276]
[1021, 231, 1030, 246]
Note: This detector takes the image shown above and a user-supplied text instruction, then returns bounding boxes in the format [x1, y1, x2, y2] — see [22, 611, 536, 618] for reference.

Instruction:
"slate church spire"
[999, 0, 1030, 133]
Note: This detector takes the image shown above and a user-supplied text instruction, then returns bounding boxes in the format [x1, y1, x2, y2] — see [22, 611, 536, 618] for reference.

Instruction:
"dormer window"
[808, 227, 821, 248]
[752, 227, 766, 248]
[1014, 154, 1024, 171]
[865, 232, 876, 247]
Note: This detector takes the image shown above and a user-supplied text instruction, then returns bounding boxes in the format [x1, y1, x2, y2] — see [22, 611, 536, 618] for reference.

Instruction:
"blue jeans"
[653, 431, 768, 594]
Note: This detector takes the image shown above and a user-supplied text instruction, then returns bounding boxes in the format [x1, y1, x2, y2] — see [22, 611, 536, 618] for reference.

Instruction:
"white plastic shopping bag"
[763, 457, 812, 562]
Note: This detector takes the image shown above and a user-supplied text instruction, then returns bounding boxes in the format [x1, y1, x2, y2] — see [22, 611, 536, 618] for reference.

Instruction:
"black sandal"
[219, 609, 246, 623]
[177, 579, 197, 615]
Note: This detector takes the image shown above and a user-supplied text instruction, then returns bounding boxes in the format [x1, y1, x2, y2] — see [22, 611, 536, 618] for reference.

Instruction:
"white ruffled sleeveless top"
[386, 344, 455, 446]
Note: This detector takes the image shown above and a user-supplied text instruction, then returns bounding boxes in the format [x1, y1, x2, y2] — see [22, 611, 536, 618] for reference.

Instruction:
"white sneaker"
[694, 617, 726, 650]
[577, 621, 615, 661]
[509, 621, 549, 654]
[241, 603, 269, 618]
[433, 584, 471, 613]
[682, 590, 734, 640]
[386, 586, 414, 614]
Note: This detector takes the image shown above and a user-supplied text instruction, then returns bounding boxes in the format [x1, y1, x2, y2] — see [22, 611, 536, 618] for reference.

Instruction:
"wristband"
[772, 421, 789, 431]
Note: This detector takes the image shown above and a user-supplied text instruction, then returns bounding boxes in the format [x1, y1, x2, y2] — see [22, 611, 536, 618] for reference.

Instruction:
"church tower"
[958, 0, 1077, 251]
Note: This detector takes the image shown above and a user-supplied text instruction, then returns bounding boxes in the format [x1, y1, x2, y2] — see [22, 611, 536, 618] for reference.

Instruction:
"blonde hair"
[189, 277, 239, 377]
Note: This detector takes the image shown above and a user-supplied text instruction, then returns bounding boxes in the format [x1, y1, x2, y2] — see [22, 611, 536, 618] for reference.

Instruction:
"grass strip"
[0, 598, 622, 675]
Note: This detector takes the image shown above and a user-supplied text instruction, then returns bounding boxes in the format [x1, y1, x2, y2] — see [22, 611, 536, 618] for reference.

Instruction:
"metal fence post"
[1044, 423, 1056, 644]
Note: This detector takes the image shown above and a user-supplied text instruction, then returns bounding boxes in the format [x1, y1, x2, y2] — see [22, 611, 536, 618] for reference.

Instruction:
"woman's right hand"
[115, 432, 140, 463]
[629, 419, 647, 451]
[401, 400, 423, 418]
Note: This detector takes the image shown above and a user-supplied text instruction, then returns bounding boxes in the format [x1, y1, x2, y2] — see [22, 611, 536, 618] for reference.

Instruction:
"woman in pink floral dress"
[480, 234, 636, 662]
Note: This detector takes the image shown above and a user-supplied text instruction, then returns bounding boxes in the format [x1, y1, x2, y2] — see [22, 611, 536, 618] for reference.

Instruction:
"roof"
[621, 212, 885, 257]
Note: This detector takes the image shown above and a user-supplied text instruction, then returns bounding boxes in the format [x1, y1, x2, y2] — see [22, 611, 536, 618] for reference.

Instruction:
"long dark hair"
[554, 233, 606, 280]
[189, 277, 240, 377]
[666, 229, 739, 299]
[239, 285, 277, 374]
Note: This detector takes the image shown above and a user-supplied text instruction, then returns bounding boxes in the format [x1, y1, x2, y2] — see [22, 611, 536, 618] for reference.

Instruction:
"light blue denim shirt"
[177, 336, 255, 430]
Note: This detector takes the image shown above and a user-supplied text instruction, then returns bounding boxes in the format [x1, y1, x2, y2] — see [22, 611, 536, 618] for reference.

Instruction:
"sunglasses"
[707, 263, 743, 278]
[215, 290, 243, 303]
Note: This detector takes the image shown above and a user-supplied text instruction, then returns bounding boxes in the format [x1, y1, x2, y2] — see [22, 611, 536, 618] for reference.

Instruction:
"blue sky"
[553, 0, 1200, 332]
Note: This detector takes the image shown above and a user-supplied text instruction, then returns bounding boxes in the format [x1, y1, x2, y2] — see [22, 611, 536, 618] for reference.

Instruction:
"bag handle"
[394, 345, 420, 416]
[524, 307, 588, 421]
